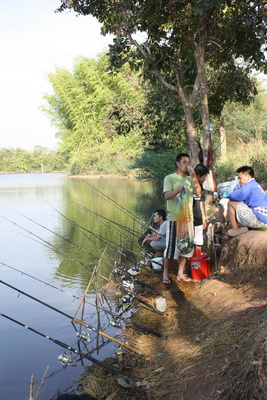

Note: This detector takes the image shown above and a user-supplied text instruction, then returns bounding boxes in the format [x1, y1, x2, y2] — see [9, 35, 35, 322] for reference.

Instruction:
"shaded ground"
[80, 229, 267, 400]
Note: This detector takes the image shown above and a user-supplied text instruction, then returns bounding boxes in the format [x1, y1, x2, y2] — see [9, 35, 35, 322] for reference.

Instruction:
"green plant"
[131, 149, 184, 188]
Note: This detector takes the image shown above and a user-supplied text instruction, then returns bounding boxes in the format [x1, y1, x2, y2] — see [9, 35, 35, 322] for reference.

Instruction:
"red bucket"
[190, 253, 210, 280]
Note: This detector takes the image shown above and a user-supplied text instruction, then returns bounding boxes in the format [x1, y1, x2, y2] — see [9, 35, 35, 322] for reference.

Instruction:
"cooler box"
[190, 253, 210, 280]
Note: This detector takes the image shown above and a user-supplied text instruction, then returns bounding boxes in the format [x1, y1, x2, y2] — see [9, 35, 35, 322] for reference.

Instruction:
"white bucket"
[151, 257, 163, 270]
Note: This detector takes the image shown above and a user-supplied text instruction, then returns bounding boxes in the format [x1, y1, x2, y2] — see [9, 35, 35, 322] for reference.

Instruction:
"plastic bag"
[176, 187, 194, 256]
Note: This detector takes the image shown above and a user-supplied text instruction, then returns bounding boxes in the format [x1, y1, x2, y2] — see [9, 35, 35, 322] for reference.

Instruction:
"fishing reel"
[76, 330, 91, 343]
[121, 279, 134, 290]
[58, 352, 77, 367]
[120, 294, 133, 305]
[127, 265, 141, 276]
[113, 266, 124, 275]
[139, 257, 151, 266]
[109, 319, 122, 328]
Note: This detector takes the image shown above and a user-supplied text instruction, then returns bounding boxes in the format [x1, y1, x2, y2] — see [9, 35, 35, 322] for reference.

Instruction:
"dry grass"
[78, 244, 267, 400]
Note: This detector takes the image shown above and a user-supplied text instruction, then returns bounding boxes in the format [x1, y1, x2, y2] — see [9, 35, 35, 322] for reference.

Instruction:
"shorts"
[164, 220, 194, 259]
[150, 238, 166, 249]
[194, 224, 203, 246]
[236, 202, 267, 229]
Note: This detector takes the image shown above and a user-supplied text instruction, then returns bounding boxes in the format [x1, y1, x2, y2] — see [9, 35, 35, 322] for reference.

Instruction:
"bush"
[131, 149, 184, 188]
[215, 139, 267, 184]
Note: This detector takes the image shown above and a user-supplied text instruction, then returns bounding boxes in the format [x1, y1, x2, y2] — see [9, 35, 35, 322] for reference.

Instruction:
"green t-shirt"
[163, 172, 195, 221]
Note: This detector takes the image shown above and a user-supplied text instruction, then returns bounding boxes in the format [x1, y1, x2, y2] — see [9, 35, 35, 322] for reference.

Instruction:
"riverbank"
[78, 231, 267, 400]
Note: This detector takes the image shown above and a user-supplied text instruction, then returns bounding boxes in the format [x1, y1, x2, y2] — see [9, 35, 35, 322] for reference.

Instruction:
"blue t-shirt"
[229, 179, 267, 223]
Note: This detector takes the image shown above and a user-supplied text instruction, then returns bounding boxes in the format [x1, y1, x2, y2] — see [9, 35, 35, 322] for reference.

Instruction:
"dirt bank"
[78, 230, 267, 400]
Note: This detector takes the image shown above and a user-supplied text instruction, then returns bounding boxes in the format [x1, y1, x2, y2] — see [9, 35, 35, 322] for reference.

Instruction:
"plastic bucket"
[190, 253, 210, 280]
[217, 182, 231, 198]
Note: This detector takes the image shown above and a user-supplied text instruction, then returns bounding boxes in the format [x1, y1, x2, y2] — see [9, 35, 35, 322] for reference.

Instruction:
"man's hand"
[142, 235, 149, 246]
[176, 185, 185, 193]
[187, 166, 196, 178]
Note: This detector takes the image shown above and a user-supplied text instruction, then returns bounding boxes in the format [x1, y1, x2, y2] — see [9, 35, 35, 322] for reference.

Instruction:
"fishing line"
[74, 202, 147, 240]
[80, 179, 148, 227]
[0, 280, 140, 355]
[71, 202, 143, 253]
[18, 214, 161, 292]
[95, 271, 165, 316]
[0, 313, 128, 377]
[3, 216, 163, 316]
[0, 261, 161, 336]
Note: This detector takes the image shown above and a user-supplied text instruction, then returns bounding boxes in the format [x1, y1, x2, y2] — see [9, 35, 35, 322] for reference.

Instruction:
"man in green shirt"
[162, 153, 202, 283]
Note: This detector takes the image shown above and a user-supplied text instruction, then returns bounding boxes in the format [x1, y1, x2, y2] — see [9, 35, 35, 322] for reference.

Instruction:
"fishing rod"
[21, 227, 159, 314]
[69, 203, 162, 272]
[49, 203, 158, 278]
[72, 202, 143, 257]
[2, 215, 93, 271]
[0, 261, 161, 337]
[74, 203, 148, 241]
[95, 271, 165, 316]
[19, 213, 162, 293]
[0, 313, 128, 376]
[80, 179, 149, 227]
[0, 261, 80, 301]
[2, 217, 162, 314]
[1, 280, 140, 355]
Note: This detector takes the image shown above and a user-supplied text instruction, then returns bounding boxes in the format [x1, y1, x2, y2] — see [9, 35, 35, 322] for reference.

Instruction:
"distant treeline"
[0, 146, 65, 173]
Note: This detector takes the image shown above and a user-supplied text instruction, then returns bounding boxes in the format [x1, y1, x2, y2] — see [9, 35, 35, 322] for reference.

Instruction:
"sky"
[0, 0, 114, 150]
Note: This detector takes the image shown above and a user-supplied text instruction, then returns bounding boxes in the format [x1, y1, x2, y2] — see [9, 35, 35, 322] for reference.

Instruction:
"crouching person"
[141, 209, 167, 253]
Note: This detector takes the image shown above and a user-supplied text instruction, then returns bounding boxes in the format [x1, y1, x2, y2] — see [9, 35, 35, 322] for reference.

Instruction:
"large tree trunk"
[195, 24, 211, 165]
[183, 104, 200, 167]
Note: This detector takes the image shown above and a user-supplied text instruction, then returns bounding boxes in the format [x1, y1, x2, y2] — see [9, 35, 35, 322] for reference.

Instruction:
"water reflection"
[0, 173, 164, 400]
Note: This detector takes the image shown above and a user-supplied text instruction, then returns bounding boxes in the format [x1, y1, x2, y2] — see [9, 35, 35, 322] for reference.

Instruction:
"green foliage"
[131, 149, 185, 188]
[56, 0, 267, 165]
[214, 87, 267, 184]
[42, 54, 149, 174]
[214, 161, 237, 183]
[42, 53, 190, 175]
[142, 82, 187, 151]
[223, 87, 267, 145]
[250, 154, 267, 183]
[0, 147, 65, 173]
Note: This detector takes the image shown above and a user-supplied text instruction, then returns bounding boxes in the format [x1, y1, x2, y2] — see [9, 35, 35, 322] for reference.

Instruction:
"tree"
[57, 0, 267, 165]
[42, 55, 148, 174]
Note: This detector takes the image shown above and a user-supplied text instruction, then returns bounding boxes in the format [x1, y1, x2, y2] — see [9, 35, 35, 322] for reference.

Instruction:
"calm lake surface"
[0, 173, 163, 400]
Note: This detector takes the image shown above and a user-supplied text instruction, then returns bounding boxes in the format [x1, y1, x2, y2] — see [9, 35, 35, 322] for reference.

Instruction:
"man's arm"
[200, 201, 207, 229]
[164, 186, 184, 200]
[187, 166, 202, 197]
[142, 234, 160, 246]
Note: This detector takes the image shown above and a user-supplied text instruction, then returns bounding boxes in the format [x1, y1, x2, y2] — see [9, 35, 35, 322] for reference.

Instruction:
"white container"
[155, 297, 167, 312]
[217, 177, 239, 199]
[151, 257, 163, 270]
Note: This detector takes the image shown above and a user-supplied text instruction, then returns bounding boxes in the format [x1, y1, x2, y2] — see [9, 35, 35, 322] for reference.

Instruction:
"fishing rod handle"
[98, 330, 141, 355]
[72, 317, 140, 355]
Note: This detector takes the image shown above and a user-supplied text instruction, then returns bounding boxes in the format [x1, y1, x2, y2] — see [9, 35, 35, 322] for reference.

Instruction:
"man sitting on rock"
[142, 209, 167, 252]
[227, 166, 267, 237]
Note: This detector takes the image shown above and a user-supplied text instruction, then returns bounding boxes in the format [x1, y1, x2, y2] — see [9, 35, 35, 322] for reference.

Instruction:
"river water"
[0, 173, 163, 400]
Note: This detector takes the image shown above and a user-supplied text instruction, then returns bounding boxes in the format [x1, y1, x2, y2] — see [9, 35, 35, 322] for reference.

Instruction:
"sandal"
[162, 278, 171, 284]
[227, 227, 248, 237]
[177, 275, 192, 282]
